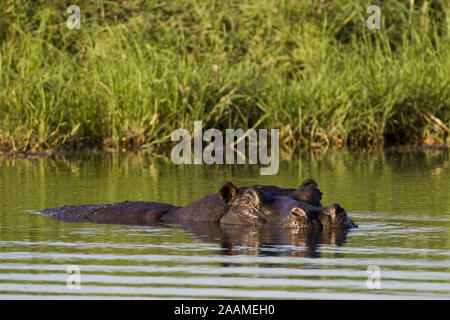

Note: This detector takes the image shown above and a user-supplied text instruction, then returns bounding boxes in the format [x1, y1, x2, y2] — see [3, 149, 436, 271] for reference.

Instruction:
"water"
[0, 150, 449, 299]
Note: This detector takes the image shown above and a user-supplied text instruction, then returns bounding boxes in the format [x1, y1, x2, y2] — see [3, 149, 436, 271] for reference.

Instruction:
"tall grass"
[0, 0, 449, 153]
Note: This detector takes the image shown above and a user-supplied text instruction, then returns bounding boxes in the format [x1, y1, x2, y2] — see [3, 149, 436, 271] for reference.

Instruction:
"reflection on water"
[175, 221, 350, 258]
[0, 150, 449, 299]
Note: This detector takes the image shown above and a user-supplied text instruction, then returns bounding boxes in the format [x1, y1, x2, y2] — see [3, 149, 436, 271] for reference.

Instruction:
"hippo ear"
[330, 203, 345, 217]
[300, 178, 318, 188]
[296, 183, 323, 207]
[219, 181, 238, 204]
[295, 184, 314, 203]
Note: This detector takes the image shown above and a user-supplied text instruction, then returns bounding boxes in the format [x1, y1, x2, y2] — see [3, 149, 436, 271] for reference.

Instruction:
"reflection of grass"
[0, 0, 449, 153]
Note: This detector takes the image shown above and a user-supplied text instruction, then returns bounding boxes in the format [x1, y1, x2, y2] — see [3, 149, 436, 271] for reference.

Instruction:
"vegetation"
[0, 0, 449, 153]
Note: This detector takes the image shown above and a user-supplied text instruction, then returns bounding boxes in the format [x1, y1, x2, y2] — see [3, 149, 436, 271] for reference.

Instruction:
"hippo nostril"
[291, 207, 307, 217]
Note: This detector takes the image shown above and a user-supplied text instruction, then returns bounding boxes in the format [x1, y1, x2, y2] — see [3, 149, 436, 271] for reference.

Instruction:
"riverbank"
[1, 0, 449, 153]
[0, 144, 448, 161]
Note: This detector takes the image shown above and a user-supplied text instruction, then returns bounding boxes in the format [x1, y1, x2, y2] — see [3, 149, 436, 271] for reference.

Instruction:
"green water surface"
[0, 150, 449, 299]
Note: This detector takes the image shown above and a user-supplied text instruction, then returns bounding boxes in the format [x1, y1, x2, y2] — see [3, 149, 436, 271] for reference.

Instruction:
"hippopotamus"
[40, 178, 357, 230]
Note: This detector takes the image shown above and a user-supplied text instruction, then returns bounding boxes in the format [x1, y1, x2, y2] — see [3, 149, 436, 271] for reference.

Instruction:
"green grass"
[0, 0, 449, 153]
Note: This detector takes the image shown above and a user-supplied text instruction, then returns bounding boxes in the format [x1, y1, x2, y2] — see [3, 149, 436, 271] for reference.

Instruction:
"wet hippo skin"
[40, 201, 179, 225]
[40, 179, 357, 229]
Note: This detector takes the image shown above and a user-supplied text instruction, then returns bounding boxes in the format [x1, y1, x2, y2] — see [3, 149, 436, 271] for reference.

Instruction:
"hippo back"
[40, 201, 179, 225]
[161, 194, 227, 223]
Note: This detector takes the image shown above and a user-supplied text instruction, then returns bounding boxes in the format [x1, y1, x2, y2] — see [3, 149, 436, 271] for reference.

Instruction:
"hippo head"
[267, 202, 358, 229]
[219, 180, 357, 229]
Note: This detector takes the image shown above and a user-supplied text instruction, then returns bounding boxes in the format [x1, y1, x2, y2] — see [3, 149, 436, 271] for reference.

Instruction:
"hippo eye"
[241, 189, 262, 207]
[241, 195, 252, 206]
